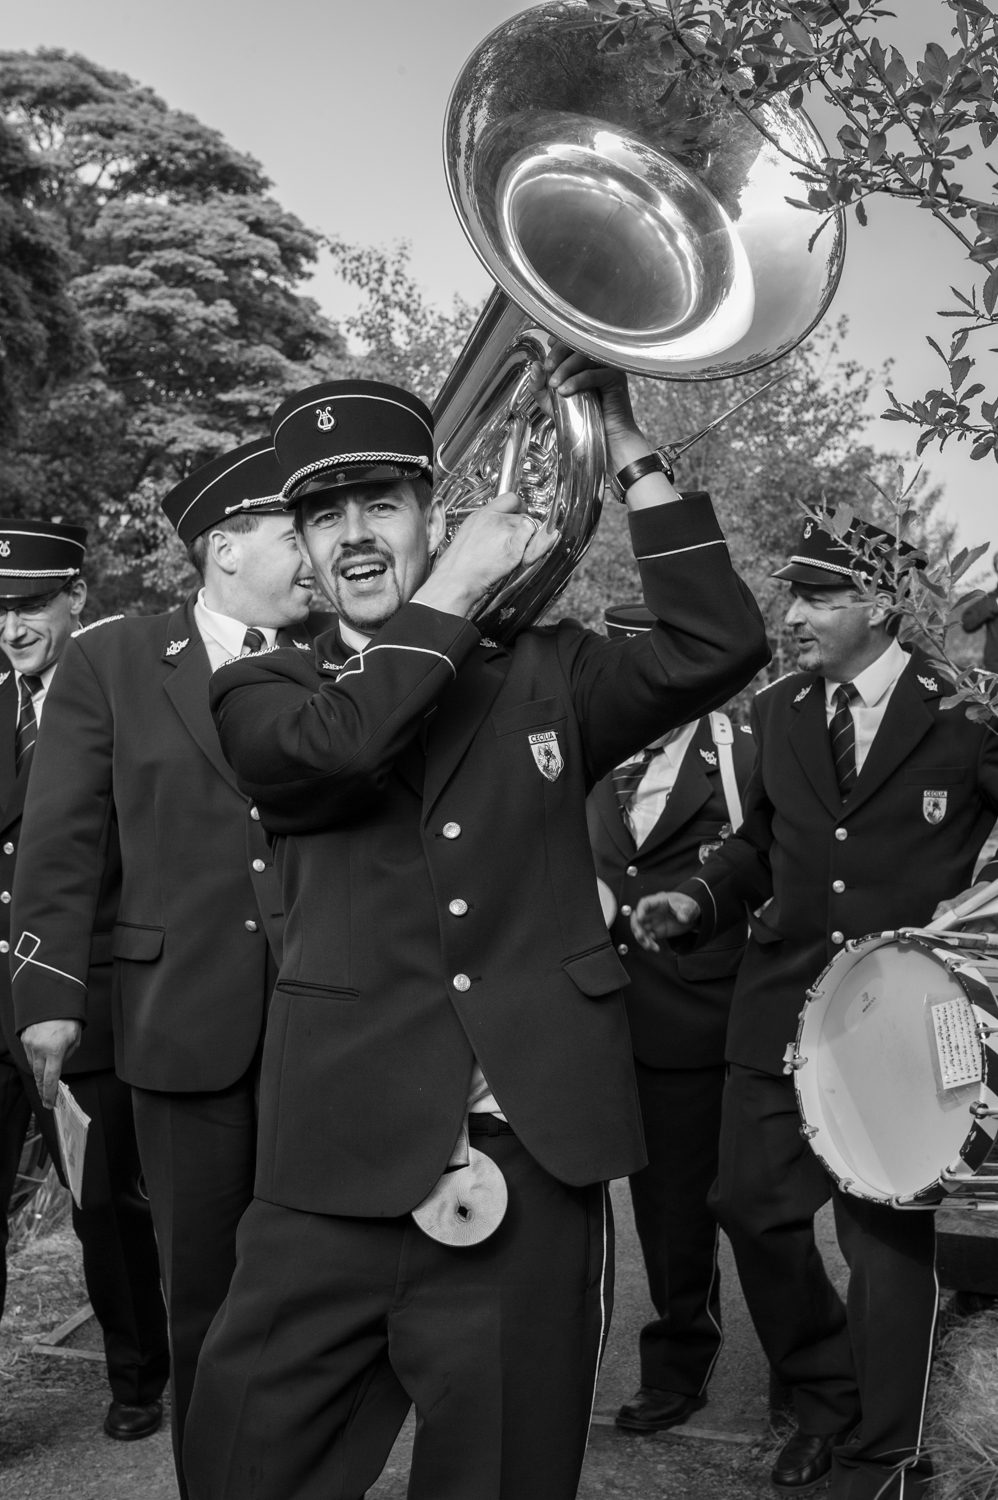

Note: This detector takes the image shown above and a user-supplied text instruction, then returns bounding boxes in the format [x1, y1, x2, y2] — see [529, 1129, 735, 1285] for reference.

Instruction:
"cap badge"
[528, 730, 563, 782]
[699, 747, 718, 767]
[802, 520, 814, 539]
[0, 541, 10, 558]
[165, 638, 189, 657]
[923, 789, 948, 825]
[316, 406, 336, 432]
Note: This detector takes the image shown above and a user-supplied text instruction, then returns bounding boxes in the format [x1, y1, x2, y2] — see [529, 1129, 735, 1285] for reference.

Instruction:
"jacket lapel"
[843, 651, 935, 817]
[591, 774, 634, 858]
[787, 677, 842, 817]
[161, 598, 238, 787]
[422, 642, 510, 817]
[0, 672, 21, 828]
[640, 720, 714, 853]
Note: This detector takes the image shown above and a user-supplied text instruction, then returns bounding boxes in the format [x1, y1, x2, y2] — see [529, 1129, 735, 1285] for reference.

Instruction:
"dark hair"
[186, 512, 262, 580]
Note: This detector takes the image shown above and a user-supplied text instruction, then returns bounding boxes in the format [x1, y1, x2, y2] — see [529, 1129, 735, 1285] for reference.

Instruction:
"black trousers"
[131, 1071, 257, 1498]
[0, 1056, 169, 1405]
[183, 1132, 613, 1500]
[628, 1060, 725, 1396]
[712, 1065, 936, 1500]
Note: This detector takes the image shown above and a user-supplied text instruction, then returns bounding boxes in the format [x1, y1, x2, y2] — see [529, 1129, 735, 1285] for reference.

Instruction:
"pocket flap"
[111, 923, 165, 962]
[562, 945, 630, 996]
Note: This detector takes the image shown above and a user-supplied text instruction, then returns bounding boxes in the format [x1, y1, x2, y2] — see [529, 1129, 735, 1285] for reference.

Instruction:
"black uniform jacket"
[676, 648, 998, 1076]
[588, 715, 756, 1069]
[0, 670, 118, 1073]
[10, 597, 329, 1093]
[207, 497, 769, 1217]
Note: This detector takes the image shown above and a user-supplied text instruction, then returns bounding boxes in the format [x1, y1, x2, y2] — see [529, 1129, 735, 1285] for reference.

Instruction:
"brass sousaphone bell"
[434, 0, 846, 638]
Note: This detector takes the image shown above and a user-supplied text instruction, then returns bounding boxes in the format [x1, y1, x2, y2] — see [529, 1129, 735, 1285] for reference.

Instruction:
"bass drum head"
[796, 936, 987, 1202]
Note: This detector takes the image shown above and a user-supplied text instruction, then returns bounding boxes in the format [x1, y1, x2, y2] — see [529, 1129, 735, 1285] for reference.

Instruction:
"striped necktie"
[241, 627, 266, 656]
[611, 746, 657, 834]
[829, 682, 860, 796]
[15, 674, 43, 776]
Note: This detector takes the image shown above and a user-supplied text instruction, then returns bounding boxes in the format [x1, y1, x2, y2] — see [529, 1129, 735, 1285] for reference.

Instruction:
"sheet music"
[53, 1082, 90, 1208]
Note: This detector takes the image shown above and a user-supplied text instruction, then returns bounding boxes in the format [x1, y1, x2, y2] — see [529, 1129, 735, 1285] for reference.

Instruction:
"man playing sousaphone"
[631, 513, 998, 1500]
[180, 347, 769, 1500]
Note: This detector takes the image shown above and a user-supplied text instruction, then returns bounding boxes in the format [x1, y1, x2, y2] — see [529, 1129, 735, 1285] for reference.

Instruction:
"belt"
[467, 1114, 515, 1137]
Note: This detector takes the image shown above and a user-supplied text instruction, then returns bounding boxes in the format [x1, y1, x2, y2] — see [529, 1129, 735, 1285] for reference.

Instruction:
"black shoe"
[615, 1386, 706, 1433]
[103, 1398, 163, 1441]
[771, 1429, 838, 1490]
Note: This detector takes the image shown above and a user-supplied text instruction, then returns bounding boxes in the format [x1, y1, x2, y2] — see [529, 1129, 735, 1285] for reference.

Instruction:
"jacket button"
[252, 859, 266, 873]
[2, 842, 12, 856]
[834, 828, 847, 841]
[448, 899, 468, 916]
[620, 904, 632, 917]
[0, 940, 8, 954]
[250, 805, 261, 821]
[626, 865, 638, 877]
[831, 930, 845, 945]
[0, 892, 10, 905]
[244, 920, 259, 933]
[442, 822, 462, 840]
[617, 942, 629, 956]
[453, 973, 471, 992]
[832, 880, 845, 894]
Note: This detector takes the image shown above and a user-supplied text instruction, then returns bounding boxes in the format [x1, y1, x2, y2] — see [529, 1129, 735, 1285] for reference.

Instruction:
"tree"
[585, 0, 998, 470]
[0, 50, 352, 610]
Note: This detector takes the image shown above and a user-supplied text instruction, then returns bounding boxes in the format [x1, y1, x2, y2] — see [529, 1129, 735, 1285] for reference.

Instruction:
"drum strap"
[709, 712, 743, 832]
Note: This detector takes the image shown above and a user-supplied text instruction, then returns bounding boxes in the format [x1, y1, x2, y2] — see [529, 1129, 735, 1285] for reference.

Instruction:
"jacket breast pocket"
[491, 698, 566, 736]
[111, 923, 164, 962]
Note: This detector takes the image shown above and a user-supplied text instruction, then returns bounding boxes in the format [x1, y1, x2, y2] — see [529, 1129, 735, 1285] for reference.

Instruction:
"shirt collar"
[825, 638, 908, 709]
[195, 589, 277, 659]
[339, 620, 370, 656]
[15, 664, 56, 695]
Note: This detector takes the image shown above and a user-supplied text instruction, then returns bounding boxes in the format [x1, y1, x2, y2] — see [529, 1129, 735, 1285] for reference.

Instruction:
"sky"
[4, 0, 996, 559]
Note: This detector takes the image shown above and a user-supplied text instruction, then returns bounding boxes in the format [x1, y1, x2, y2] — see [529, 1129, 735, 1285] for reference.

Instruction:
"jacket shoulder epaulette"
[755, 670, 802, 697]
[73, 614, 125, 637]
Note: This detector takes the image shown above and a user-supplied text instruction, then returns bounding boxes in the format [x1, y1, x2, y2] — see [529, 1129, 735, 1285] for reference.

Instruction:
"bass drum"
[787, 930, 998, 1208]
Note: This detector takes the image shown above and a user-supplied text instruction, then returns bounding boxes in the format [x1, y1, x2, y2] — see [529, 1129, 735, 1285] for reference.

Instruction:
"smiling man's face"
[298, 479, 446, 635]
[784, 582, 889, 682]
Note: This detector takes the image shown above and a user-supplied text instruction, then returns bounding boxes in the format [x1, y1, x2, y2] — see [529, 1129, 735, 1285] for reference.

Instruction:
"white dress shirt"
[621, 722, 699, 846]
[194, 591, 277, 672]
[824, 638, 908, 774]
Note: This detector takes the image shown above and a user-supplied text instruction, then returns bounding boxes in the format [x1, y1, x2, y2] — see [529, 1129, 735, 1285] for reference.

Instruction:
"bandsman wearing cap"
[9, 447, 330, 1495]
[631, 514, 998, 1500]
[587, 602, 755, 1440]
[182, 352, 769, 1500]
[0, 519, 169, 1441]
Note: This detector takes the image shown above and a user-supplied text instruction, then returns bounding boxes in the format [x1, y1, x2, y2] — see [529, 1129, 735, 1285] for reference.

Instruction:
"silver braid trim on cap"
[786, 555, 854, 577]
[282, 453, 432, 500]
[223, 493, 284, 516]
[0, 567, 82, 578]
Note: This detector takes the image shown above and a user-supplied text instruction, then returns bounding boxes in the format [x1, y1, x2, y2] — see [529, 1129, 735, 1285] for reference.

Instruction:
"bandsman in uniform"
[0, 519, 169, 1440]
[588, 602, 755, 1436]
[9, 446, 328, 1496]
[633, 515, 998, 1500]
[182, 354, 769, 1500]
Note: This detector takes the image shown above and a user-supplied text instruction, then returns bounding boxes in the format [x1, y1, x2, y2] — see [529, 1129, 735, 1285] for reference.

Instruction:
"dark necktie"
[15, 674, 43, 776]
[241, 627, 266, 655]
[611, 746, 657, 834]
[829, 682, 860, 797]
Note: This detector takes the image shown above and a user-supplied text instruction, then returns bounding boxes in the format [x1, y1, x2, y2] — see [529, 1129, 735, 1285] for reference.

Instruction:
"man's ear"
[869, 591, 895, 628]
[425, 497, 447, 555]
[68, 579, 87, 619]
[206, 528, 239, 577]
